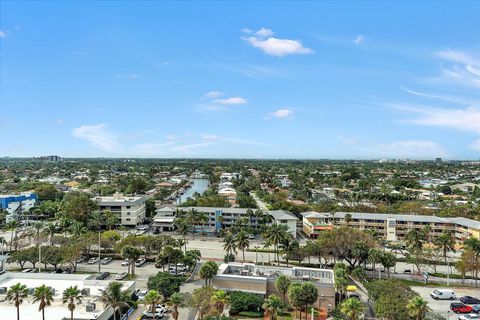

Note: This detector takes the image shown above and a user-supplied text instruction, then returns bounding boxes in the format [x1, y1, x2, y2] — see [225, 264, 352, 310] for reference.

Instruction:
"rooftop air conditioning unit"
[0, 287, 7, 294]
[86, 302, 96, 312]
[81, 288, 90, 296]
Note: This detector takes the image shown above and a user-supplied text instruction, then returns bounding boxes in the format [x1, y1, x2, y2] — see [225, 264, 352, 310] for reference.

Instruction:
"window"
[280, 220, 288, 223]
[126, 206, 131, 209]
[126, 218, 131, 221]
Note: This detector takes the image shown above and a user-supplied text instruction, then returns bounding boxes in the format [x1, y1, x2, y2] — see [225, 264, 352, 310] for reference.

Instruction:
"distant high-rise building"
[435, 157, 442, 163]
[37, 155, 61, 161]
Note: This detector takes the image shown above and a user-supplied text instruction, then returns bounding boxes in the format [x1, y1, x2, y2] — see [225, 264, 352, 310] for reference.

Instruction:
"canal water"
[178, 178, 210, 204]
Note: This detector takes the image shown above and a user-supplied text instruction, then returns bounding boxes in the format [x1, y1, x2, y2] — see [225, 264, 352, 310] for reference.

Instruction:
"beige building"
[213, 263, 335, 313]
[94, 192, 146, 226]
[302, 211, 480, 243]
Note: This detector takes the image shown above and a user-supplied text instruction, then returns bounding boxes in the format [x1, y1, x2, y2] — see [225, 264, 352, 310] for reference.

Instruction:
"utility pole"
[98, 231, 101, 273]
[38, 245, 41, 273]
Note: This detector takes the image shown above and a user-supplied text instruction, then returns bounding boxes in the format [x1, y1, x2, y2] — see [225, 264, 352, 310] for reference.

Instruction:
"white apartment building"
[94, 192, 146, 226]
[153, 206, 298, 237]
[0, 192, 38, 222]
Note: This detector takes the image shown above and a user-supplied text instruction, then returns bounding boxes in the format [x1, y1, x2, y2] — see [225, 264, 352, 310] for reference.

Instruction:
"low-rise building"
[0, 272, 135, 320]
[213, 263, 335, 313]
[94, 192, 146, 226]
[0, 192, 38, 222]
[153, 206, 298, 237]
[302, 211, 480, 243]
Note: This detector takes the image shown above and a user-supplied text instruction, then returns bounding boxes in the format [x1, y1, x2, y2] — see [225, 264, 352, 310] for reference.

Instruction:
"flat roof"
[0, 272, 135, 320]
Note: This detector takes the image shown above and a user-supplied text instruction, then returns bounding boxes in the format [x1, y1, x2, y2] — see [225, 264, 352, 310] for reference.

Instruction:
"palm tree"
[59, 216, 74, 237]
[187, 208, 198, 239]
[198, 212, 209, 237]
[31, 221, 44, 247]
[464, 237, 480, 284]
[69, 221, 88, 237]
[279, 237, 298, 267]
[406, 296, 429, 320]
[6, 283, 28, 320]
[199, 261, 218, 286]
[176, 238, 188, 253]
[211, 290, 229, 315]
[32, 284, 54, 320]
[144, 290, 162, 313]
[167, 292, 185, 320]
[43, 222, 57, 245]
[405, 229, 425, 253]
[275, 275, 291, 303]
[99, 282, 131, 320]
[344, 213, 352, 226]
[340, 297, 365, 320]
[235, 231, 250, 262]
[262, 294, 283, 320]
[434, 231, 456, 261]
[223, 232, 237, 260]
[62, 286, 83, 320]
[262, 224, 288, 266]
[121, 245, 143, 277]
[6, 220, 20, 251]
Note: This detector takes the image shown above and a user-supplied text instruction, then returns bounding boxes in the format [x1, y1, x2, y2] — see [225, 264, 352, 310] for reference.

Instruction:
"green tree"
[262, 294, 283, 320]
[262, 224, 289, 266]
[223, 232, 237, 261]
[167, 292, 185, 320]
[235, 231, 250, 262]
[6, 283, 28, 320]
[406, 296, 429, 320]
[340, 297, 365, 320]
[62, 191, 97, 223]
[279, 237, 298, 267]
[62, 286, 83, 320]
[191, 286, 215, 320]
[147, 272, 184, 299]
[275, 275, 291, 303]
[121, 245, 143, 276]
[144, 290, 162, 313]
[32, 284, 55, 320]
[211, 290, 229, 315]
[300, 282, 318, 320]
[434, 231, 455, 261]
[99, 282, 131, 320]
[199, 261, 219, 286]
[405, 229, 425, 253]
[287, 283, 303, 320]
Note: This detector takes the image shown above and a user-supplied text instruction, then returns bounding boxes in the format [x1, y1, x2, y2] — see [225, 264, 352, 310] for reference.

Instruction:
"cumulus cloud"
[242, 28, 313, 57]
[204, 91, 224, 98]
[271, 108, 294, 119]
[72, 124, 121, 152]
[352, 35, 364, 44]
[367, 140, 447, 159]
[213, 97, 247, 105]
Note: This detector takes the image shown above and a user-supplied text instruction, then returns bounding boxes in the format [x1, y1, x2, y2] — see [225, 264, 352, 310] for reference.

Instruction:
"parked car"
[459, 314, 480, 320]
[101, 257, 113, 265]
[152, 227, 160, 234]
[76, 256, 87, 263]
[451, 303, 474, 314]
[136, 225, 149, 231]
[87, 257, 99, 264]
[121, 259, 129, 266]
[135, 258, 147, 267]
[471, 305, 480, 313]
[115, 272, 127, 280]
[96, 272, 110, 280]
[461, 297, 480, 305]
[137, 290, 148, 300]
[155, 304, 169, 313]
[431, 289, 456, 300]
[142, 310, 164, 319]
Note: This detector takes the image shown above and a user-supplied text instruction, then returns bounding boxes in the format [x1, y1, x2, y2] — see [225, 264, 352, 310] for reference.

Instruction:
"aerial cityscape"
[0, 1, 479, 320]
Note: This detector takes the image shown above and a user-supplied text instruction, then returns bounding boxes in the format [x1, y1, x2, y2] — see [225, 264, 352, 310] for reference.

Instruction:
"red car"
[451, 303, 474, 313]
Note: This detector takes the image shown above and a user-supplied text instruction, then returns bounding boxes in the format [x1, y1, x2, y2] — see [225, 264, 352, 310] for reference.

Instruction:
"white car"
[459, 314, 480, 320]
[115, 272, 127, 280]
[87, 257, 99, 264]
[141, 310, 164, 319]
[101, 257, 113, 265]
[431, 289, 456, 300]
[121, 259, 129, 266]
[135, 258, 147, 267]
[137, 290, 148, 300]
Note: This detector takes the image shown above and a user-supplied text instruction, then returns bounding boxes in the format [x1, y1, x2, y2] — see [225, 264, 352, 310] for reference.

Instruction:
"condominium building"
[302, 211, 480, 243]
[213, 263, 335, 313]
[94, 192, 145, 226]
[0, 192, 38, 222]
[153, 206, 298, 237]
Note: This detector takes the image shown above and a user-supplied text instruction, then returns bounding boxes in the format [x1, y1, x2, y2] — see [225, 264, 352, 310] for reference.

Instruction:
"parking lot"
[411, 286, 480, 318]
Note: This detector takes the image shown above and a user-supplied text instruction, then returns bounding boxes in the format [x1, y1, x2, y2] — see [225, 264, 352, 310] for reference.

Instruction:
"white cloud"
[352, 35, 364, 44]
[213, 97, 247, 105]
[255, 28, 274, 38]
[271, 108, 294, 118]
[436, 49, 479, 65]
[241, 28, 253, 34]
[204, 91, 224, 98]
[0, 31, 6, 38]
[367, 140, 447, 159]
[431, 50, 480, 88]
[399, 86, 478, 105]
[72, 124, 121, 152]
[55, 119, 65, 125]
[115, 73, 140, 80]
[242, 28, 313, 57]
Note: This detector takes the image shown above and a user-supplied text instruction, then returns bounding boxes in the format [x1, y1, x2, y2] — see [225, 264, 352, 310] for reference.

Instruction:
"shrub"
[238, 311, 263, 318]
[229, 291, 263, 315]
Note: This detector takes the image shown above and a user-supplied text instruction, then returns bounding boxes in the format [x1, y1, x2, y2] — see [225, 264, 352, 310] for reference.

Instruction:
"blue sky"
[1, 1, 479, 159]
